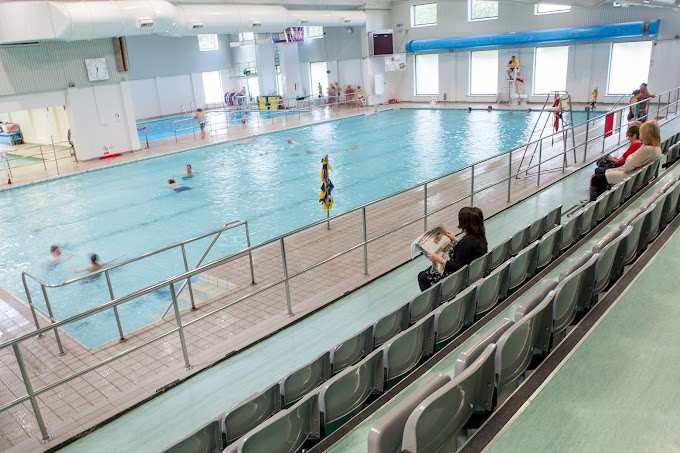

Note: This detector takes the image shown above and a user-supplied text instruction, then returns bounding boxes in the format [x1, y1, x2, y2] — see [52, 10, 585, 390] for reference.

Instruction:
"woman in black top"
[417, 207, 488, 291]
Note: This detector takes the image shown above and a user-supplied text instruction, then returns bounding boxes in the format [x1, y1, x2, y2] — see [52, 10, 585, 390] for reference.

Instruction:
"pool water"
[0, 108, 595, 347]
[137, 110, 295, 142]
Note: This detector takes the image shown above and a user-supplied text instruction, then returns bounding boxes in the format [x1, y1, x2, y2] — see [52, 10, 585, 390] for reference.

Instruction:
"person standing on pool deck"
[195, 108, 207, 140]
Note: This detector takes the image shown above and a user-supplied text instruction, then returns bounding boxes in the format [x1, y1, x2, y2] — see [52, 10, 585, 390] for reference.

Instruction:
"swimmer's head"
[168, 178, 176, 184]
[487, 105, 493, 112]
[287, 138, 293, 144]
[196, 108, 203, 112]
[467, 107, 472, 113]
[50, 245, 60, 255]
[90, 254, 99, 264]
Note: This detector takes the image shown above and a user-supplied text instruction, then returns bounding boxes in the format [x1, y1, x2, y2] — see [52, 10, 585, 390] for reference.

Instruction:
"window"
[468, 0, 498, 21]
[469, 50, 499, 96]
[309, 62, 329, 97]
[533, 46, 569, 95]
[414, 54, 439, 96]
[246, 77, 260, 98]
[238, 32, 255, 42]
[202, 71, 223, 104]
[197, 34, 219, 52]
[411, 3, 437, 27]
[304, 26, 324, 39]
[607, 41, 653, 95]
[534, 3, 571, 14]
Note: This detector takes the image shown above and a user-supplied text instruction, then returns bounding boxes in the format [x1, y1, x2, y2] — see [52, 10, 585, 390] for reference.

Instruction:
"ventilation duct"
[0, 0, 366, 44]
[405, 19, 661, 53]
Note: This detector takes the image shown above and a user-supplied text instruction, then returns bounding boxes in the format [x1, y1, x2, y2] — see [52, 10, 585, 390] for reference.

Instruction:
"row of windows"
[411, 2, 571, 27]
[414, 41, 653, 97]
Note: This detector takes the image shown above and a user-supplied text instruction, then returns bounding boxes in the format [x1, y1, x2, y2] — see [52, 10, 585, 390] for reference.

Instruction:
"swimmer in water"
[49, 245, 62, 263]
[487, 105, 493, 112]
[74, 254, 103, 274]
[287, 138, 294, 145]
[168, 178, 179, 189]
[467, 107, 472, 113]
[185, 164, 193, 177]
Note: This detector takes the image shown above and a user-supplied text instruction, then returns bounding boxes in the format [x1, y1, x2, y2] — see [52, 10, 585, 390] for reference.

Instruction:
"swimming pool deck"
[0, 110, 675, 451]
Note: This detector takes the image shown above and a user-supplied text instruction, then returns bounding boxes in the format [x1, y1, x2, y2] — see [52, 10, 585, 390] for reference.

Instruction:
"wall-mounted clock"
[85, 58, 110, 82]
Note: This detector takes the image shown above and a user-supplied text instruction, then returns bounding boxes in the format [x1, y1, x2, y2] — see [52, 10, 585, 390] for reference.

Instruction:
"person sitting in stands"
[594, 124, 641, 175]
[589, 121, 662, 201]
[417, 207, 488, 291]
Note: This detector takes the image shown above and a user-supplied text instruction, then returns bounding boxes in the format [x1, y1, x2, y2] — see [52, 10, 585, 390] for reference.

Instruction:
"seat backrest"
[474, 260, 510, 318]
[281, 352, 331, 406]
[401, 346, 498, 453]
[373, 304, 410, 347]
[536, 225, 562, 270]
[319, 349, 384, 429]
[433, 285, 476, 347]
[509, 227, 528, 256]
[622, 176, 635, 200]
[593, 230, 627, 295]
[644, 159, 660, 184]
[488, 239, 511, 271]
[223, 384, 281, 446]
[607, 182, 625, 215]
[552, 269, 582, 338]
[643, 199, 664, 247]
[440, 266, 468, 302]
[236, 393, 320, 453]
[620, 211, 645, 267]
[662, 181, 680, 227]
[409, 284, 441, 323]
[468, 253, 490, 284]
[594, 190, 612, 223]
[559, 212, 580, 252]
[545, 205, 562, 228]
[331, 326, 374, 373]
[527, 216, 546, 243]
[632, 168, 647, 192]
[454, 318, 514, 411]
[495, 293, 554, 398]
[577, 202, 596, 237]
[367, 374, 451, 453]
[383, 315, 435, 383]
[507, 241, 538, 292]
[164, 420, 223, 453]
[513, 284, 557, 355]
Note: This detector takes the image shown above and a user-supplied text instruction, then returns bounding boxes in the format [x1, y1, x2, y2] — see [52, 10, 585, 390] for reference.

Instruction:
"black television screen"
[372, 33, 393, 56]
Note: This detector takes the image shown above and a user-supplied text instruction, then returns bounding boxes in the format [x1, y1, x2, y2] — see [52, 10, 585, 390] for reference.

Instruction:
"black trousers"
[590, 173, 610, 201]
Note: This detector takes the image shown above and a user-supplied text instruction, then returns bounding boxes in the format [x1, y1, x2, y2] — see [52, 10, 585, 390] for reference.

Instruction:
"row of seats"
[367, 158, 677, 453]
[664, 132, 680, 167]
[162, 207, 564, 453]
[163, 151, 666, 453]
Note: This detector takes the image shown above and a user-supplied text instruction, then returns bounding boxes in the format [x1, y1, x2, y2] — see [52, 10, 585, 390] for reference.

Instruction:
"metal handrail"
[21, 219, 253, 352]
[2, 86, 679, 442]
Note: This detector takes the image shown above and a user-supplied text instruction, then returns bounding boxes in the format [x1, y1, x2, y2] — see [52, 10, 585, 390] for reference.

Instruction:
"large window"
[607, 41, 653, 95]
[469, 50, 499, 96]
[304, 26, 324, 39]
[414, 54, 439, 96]
[197, 34, 219, 52]
[246, 77, 260, 98]
[309, 61, 329, 97]
[238, 32, 255, 42]
[533, 46, 569, 95]
[202, 71, 223, 104]
[468, 0, 498, 21]
[534, 3, 571, 14]
[411, 3, 438, 27]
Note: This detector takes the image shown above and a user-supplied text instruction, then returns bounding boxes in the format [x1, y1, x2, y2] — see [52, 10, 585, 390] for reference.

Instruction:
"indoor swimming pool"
[1, 108, 595, 347]
[137, 109, 296, 142]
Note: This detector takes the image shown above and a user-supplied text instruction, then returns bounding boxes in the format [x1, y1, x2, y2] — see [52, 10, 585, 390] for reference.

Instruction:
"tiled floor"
[0, 104, 668, 451]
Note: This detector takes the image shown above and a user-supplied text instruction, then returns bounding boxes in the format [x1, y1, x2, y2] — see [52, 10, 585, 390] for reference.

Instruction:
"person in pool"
[195, 109, 206, 140]
[74, 254, 103, 274]
[49, 245, 62, 263]
[185, 164, 193, 177]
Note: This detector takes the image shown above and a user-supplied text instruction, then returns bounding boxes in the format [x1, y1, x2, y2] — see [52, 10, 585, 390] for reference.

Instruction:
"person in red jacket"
[595, 124, 641, 174]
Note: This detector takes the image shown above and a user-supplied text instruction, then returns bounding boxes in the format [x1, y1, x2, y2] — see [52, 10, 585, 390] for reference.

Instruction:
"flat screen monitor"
[372, 33, 393, 56]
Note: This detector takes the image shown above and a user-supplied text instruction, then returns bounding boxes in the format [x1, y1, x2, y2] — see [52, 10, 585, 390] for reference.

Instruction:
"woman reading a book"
[417, 207, 488, 291]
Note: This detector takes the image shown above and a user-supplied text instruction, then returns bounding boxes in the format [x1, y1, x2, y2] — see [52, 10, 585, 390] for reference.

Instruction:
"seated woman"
[590, 121, 662, 201]
[594, 124, 641, 174]
[417, 207, 488, 291]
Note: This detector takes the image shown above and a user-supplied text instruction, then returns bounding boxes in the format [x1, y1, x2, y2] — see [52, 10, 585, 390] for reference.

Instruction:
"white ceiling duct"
[0, 0, 367, 44]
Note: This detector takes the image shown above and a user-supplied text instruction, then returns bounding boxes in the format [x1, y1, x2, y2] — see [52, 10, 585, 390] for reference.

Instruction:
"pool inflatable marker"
[319, 154, 334, 230]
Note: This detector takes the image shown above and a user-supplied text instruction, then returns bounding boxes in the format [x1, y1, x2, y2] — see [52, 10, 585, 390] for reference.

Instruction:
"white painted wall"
[390, 1, 680, 103]
[67, 82, 140, 160]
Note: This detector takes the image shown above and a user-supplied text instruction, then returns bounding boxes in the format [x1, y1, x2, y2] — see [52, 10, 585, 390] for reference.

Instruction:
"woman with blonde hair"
[589, 121, 662, 200]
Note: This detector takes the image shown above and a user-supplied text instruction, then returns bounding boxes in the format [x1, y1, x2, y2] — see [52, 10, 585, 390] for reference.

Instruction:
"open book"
[411, 226, 454, 274]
